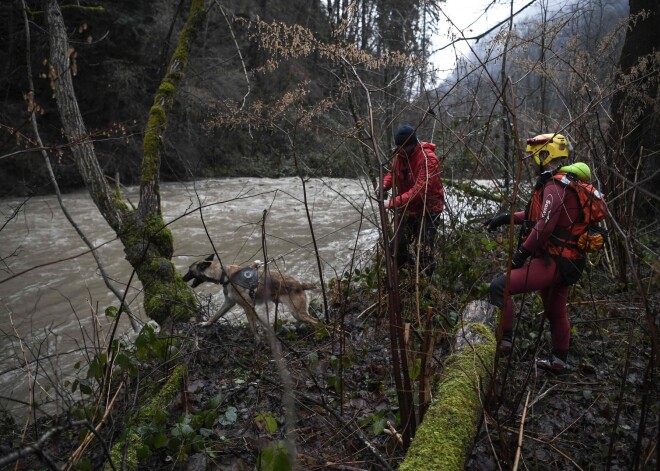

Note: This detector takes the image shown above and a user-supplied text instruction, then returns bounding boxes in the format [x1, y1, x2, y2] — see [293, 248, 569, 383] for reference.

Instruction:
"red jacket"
[382, 142, 444, 217]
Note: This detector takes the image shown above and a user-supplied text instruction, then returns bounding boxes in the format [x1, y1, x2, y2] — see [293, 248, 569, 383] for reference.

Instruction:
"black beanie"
[394, 125, 418, 146]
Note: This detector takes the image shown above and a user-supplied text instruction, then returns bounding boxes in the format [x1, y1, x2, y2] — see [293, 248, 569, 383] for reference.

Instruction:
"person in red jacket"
[485, 133, 586, 373]
[382, 125, 445, 276]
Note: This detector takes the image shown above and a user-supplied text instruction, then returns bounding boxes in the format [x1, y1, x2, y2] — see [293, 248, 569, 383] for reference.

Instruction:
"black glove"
[484, 214, 510, 232]
[511, 246, 531, 269]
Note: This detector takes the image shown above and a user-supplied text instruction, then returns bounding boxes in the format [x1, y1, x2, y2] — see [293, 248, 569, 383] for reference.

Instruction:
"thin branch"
[21, 0, 139, 330]
[434, 0, 536, 53]
[512, 389, 531, 470]
[296, 390, 394, 471]
[212, 0, 251, 110]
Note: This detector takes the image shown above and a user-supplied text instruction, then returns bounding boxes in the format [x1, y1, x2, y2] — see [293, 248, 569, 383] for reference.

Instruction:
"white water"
[0, 177, 381, 415]
[0, 176, 498, 416]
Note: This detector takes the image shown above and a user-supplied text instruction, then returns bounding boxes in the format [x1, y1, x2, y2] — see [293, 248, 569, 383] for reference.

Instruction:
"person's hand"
[511, 246, 531, 268]
[484, 214, 510, 232]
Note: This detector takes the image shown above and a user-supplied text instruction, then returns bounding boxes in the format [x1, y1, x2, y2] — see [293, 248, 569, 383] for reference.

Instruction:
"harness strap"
[219, 269, 257, 299]
[219, 272, 230, 286]
[551, 228, 580, 243]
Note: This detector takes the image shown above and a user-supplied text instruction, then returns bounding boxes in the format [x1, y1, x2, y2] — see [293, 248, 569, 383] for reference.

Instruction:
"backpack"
[555, 173, 608, 254]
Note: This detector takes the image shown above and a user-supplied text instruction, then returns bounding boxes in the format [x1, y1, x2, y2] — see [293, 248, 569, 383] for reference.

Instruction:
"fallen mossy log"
[398, 300, 496, 471]
[105, 364, 187, 471]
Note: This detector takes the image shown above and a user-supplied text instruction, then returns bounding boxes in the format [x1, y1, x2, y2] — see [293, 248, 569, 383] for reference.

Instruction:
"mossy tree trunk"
[106, 364, 188, 471]
[43, 0, 205, 324]
[399, 300, 496, 471]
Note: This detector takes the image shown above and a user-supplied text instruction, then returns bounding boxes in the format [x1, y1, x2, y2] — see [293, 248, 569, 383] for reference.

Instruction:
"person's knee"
[489, 274, 506, 307]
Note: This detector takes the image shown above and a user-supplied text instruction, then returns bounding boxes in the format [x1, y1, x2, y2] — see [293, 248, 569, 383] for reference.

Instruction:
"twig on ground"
[512, 390, 531, 470]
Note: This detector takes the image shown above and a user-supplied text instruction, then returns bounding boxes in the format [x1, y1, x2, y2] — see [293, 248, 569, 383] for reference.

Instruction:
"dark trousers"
[391, 212, 442, 276]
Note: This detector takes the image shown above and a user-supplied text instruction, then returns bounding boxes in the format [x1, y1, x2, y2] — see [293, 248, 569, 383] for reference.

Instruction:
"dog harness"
[230, 267, 259, 300]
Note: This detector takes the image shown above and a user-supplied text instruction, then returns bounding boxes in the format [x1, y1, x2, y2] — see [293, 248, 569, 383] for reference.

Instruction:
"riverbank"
[1, 179, 656, 469]
[1, 265, 654, 470]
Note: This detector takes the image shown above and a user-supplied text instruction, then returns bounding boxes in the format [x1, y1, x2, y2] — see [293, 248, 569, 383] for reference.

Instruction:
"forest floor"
[467, 291, 657, 471]
[171, 313, 407, 470]
[2, 277, 656, 470]
[146, 283, 656, 470]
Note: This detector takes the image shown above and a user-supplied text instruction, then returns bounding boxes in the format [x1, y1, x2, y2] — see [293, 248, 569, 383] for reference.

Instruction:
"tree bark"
[105, 364, 188, 471]
[137, 0, 205, 221]
[398, 300, 496, 471]
[43, 0, 126, 231]
[607, 0, 659, 222]
[43, 0, 205, 325]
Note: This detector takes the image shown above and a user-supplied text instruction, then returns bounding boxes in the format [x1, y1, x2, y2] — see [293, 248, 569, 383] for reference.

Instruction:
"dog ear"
[199, 260, 213, 270]
[205, 253, 215, 261]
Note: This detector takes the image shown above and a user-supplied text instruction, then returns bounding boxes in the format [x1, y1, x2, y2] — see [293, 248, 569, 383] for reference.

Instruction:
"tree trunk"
[43, 0, 127, 231]
[606, 0, 659, 226]
[43, 0, 205, 325]
[398, 300, 496, 471]
[106, 363, 188, 470]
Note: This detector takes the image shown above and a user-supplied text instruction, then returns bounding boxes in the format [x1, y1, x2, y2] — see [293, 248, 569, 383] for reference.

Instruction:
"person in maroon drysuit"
[485, 133, 586, 373]
[381, 125, 445, 276]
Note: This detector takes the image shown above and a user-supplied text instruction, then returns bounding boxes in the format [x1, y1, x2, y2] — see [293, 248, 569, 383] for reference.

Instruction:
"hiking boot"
[536, 355, 568, 374]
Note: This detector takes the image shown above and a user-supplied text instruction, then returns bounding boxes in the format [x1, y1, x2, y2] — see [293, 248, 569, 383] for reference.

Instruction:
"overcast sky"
[431, 0, 544, 76]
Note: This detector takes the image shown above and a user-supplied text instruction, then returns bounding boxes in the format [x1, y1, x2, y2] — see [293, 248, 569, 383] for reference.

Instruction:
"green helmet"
[525, 133, 571, 166]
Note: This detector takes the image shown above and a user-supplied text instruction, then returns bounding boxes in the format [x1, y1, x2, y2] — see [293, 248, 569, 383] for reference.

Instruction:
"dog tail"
[301, 282, 317, 291]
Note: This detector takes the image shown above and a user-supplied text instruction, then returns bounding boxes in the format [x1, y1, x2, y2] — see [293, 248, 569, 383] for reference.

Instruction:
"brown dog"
[182, 254, 319, 338]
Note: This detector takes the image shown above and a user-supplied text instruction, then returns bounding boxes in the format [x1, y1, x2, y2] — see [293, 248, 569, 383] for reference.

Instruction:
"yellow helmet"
[525, 133, 571, 166]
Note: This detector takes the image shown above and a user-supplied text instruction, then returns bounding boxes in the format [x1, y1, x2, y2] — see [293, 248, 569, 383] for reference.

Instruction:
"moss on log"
[399, 301, 496, 471]
[106, 364, 187, 471]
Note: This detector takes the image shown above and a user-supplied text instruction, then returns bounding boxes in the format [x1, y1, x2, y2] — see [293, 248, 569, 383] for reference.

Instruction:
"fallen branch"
[512, 390, 531, 470]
